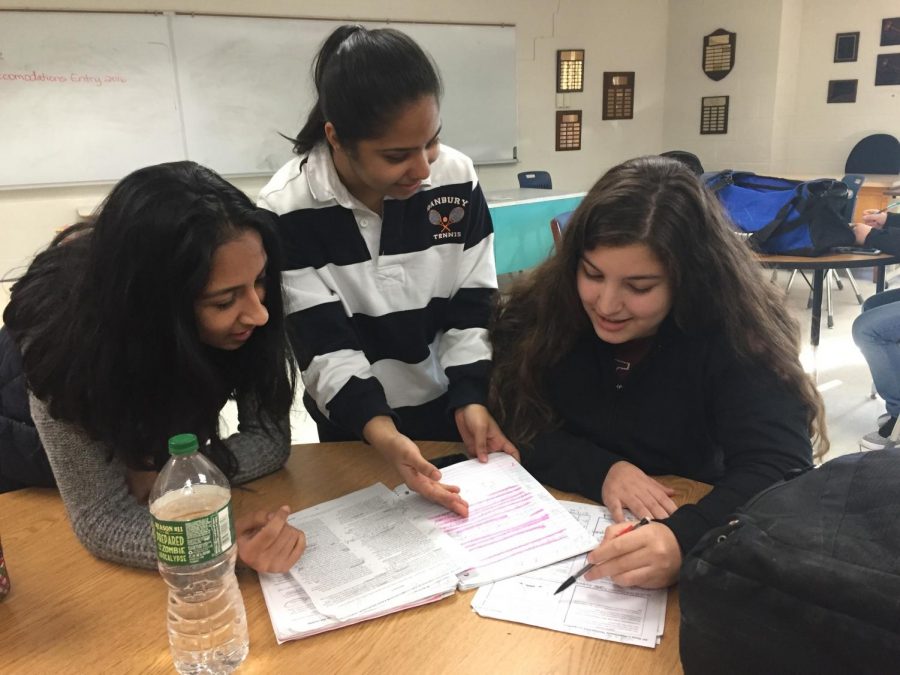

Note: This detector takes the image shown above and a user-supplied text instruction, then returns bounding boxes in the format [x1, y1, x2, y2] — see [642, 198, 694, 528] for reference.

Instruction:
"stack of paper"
[259, 483, 461, 643]
[259, 454, 597, 643]
[395, 455, 598, 589]
[471, 502, 667, 648]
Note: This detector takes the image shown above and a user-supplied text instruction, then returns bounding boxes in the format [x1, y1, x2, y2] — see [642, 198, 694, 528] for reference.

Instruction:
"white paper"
[287, 484, 459, 621]
[470, 501, 667, 648]
[396, 454, 597, 589]
[259, 571, 454, 644]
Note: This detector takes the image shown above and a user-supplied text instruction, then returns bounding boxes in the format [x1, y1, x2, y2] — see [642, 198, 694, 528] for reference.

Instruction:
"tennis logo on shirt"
[427, 196, 467, 241]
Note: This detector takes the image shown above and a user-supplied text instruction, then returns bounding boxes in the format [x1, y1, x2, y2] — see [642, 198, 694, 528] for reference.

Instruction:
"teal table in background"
[487, 188, 585, 275]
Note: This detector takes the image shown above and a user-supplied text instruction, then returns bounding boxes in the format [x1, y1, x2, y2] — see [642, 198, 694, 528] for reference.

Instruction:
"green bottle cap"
[168, 433, 199, 456]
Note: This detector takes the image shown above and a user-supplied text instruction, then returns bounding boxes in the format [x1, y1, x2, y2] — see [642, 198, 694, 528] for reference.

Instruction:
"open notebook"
[259, 454, 596, 643]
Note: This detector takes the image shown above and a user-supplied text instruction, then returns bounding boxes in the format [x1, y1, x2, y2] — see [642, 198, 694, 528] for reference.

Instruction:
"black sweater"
[864, 211, 900, 256]
[0, 326, 54, 492]
[521, 319, 813, 555]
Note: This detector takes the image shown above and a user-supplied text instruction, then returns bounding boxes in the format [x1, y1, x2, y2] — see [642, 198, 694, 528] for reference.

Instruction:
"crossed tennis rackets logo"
[428, 206, 465, 233]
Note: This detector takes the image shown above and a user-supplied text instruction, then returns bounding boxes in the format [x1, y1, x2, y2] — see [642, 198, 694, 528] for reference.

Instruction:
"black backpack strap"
[749, 189, 807, 245]
[704, 170, 733, 193]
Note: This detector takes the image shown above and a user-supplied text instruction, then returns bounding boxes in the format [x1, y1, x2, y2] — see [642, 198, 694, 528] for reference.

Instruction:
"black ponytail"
[292, 25, 442, 155]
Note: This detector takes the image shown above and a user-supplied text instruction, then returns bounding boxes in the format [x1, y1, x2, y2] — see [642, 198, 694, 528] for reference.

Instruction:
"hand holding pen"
[861, 204, 899, 230]
[554, 517, 652, 594]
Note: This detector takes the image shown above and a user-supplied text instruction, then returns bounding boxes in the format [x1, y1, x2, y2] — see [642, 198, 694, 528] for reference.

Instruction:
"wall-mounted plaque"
[557, 49, 585, 92]
[555, 110, 582, 151]
[827, 79, 858, 103]
[700, 96, 729, 134]
[703, 29, 736, 81]
[602, 72, 634, 120]
[834, 32, 859, 62]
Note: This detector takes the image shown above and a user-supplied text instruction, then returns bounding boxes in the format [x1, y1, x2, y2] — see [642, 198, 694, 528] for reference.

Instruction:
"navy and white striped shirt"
[259, 143, 497, 439]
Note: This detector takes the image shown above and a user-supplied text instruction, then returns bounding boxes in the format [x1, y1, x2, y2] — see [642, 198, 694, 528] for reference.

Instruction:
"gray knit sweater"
[30, 393, 291, 569]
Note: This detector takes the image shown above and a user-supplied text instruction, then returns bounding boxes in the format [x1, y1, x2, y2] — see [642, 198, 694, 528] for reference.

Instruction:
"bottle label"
[151, 501, 235, 565]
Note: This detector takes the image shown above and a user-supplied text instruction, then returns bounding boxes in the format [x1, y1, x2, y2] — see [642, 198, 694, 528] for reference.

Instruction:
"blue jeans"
[852, 288, 900, 417]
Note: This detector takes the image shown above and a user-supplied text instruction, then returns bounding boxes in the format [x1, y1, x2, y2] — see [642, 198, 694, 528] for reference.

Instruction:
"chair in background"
[660, 150, 704, 176]
[518, 171, 553, 189]
[784, 174, 866, 327]
[845, 134, 900, 175]
[550, 210, 575, 245]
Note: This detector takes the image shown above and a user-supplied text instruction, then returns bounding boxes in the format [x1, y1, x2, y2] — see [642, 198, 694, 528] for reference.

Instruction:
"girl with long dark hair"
[491, 156, 827, 588]
[4, 161, 304, 572]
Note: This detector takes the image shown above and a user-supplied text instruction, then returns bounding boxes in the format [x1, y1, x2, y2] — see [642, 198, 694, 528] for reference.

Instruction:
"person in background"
[3, 161, 305, 572]
[259, 25, 517, 518]
[490, 156, 826, 589]
[852, 208, 900, 449]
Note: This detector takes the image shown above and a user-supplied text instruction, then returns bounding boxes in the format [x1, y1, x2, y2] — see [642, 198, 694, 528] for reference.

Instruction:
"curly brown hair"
[489, 155, 828, 459]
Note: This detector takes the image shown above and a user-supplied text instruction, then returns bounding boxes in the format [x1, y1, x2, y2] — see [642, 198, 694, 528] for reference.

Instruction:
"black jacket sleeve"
[521, 429, 622, 503]
[864, 212, 900, 255]
[0, 326, 55, 491]
[660, 350, 813, 554]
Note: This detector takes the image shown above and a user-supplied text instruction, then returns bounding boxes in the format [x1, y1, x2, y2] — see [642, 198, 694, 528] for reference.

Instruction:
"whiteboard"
[0, 11, 517, 188]
[0, 11, 184, 187]
[172, 15, 518, 173]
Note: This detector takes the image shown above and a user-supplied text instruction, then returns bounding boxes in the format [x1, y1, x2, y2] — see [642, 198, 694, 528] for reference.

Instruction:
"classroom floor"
[780, 266, 888, 460]
[221, 267, 888, 460]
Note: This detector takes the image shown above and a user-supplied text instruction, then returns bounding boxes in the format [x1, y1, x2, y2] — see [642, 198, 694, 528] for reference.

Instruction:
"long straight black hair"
[4, 161, 295, 475]
[293, 24, 443, 155]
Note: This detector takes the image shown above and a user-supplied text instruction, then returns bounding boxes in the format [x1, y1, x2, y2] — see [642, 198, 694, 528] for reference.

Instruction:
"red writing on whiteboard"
[70, 73, 128, 86]
[0, 71, 128, 86]
[0, 71, 68, 83]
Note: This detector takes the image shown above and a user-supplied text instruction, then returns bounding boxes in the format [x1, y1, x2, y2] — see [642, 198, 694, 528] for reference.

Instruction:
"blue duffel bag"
[705, 171, 854, 255]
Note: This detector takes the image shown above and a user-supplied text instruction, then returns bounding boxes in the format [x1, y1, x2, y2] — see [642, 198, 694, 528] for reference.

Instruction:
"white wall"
[0, 0, 670, 313]
[2, 0, 898, 315]
[662, 0, 900, 175]
[782, 0, 900, 175]
[662, 0, 788, 173]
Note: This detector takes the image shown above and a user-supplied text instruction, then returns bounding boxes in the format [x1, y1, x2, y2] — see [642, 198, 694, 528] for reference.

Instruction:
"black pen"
[553, 517, 652, 595]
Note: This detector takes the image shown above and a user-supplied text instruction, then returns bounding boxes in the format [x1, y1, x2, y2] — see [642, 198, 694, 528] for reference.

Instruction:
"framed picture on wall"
[875, 53, 900, 86]
[881, 17, 900, 46]
[834, 32, 859, 62]
[827, 79, 858, 103]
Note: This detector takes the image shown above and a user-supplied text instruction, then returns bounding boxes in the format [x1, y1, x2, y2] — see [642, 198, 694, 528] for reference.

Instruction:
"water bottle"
[149, 433, 249, 674]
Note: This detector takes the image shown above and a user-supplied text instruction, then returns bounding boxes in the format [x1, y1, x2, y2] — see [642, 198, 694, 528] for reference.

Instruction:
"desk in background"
[0, 441, 709, 674]
[487, 188, 585, 275]
[757, 252, 898, 365]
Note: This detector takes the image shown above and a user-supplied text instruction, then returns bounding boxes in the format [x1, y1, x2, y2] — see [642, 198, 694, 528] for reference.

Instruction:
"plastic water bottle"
[149, 434, 249, 674]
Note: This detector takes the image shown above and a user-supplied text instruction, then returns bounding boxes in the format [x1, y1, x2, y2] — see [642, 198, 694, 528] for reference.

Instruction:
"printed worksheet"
[259, 570, 455, 644]
[471, 501, 667, 648]
[287, 483, 459, 621]
[396, 454, 597, 589]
